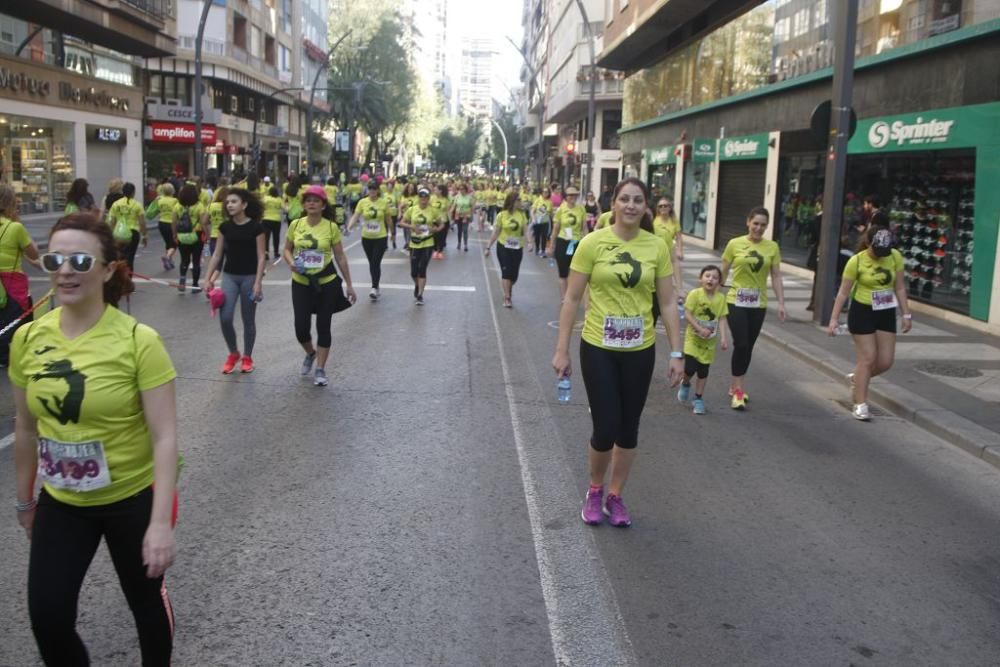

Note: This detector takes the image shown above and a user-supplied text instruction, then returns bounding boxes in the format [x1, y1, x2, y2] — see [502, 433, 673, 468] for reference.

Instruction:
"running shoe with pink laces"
[603, 494, 632, 527]
[581, 486, 604, 525]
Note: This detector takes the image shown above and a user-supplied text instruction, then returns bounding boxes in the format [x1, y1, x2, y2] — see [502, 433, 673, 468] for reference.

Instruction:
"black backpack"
[177, 207, 194, 234]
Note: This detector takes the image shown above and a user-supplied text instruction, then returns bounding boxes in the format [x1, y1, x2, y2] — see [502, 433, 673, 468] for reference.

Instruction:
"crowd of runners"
[0, 169, 911, 664]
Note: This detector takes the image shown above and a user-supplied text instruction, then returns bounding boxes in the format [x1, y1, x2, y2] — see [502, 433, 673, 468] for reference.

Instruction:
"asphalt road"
[1, 226, 998, 666]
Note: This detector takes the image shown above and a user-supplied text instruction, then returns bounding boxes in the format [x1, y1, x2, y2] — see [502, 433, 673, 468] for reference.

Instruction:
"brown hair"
[502, 190, 518, 213]
[746, 206, 770, 221]
[50, 213, 134, 305]
[611, 177, 654, 233]
[0, 183, 18, 219]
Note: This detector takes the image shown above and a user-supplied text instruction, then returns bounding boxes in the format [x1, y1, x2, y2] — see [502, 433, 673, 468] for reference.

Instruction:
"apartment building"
[144, 0, 329, 180]
[0, 0, 175, 216]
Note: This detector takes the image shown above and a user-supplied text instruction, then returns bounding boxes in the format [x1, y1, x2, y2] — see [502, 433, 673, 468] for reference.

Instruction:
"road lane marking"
[479, 249, 637, 667]
[0, 432, 13, 451]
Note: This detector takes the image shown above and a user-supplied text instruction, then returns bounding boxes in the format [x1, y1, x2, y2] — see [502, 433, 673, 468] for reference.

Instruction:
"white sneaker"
[852, 402, 871, 421]
[369, 288, 379, 300]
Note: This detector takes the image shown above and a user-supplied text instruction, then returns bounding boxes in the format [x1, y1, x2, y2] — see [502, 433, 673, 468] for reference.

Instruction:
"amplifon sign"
[866, 117, 955, 149]
[149, 122, 216, 144]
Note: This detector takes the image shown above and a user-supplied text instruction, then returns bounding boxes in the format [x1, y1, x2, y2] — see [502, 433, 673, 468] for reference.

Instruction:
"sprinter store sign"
[867, 117, 955, 149]
[847, 104, 1000, 154]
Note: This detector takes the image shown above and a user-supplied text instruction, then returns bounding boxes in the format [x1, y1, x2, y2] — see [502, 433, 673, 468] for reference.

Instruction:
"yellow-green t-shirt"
[403, 205, 442, 250]
[108, 197, 144, 233]
[533, 198, 554, 222]
[722, 235, 781, 308]
[355, 196, 389, 239]
[262, 195, 284, 222]
[653, 216, 680, 253]
[207, 201, 226, 239]
[453, 194, 474, 217]
[8, 306, 176, 507]
[154, 196, 178, 221]
[554, 203, 587, 241]
[429, 195, 449, 218]
[172, 202, 206, 234]
[594, 211, 613, 230]
[0, 216, 32, 272]
[570, 227, 673, 351]
[495, 210, 529, 250]
[287, 217, 341, 286]
[383, 189, 399, 217]
[843, 249, 904, 306]
[683, 288, 729, 364]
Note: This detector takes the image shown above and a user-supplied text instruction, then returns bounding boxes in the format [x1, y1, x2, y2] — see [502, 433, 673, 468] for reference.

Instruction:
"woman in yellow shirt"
[12, 212, 178, 665]
[0, 183, 41, 365]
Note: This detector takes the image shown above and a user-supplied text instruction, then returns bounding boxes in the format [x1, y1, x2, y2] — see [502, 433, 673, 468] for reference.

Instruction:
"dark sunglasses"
[41, 252, 103, 273]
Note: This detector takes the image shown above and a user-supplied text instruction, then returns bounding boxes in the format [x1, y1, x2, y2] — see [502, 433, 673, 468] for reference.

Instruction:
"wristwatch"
[669, 351, 683, 359]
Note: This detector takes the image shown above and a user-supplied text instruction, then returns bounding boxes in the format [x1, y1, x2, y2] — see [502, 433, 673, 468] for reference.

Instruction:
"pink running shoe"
[581, 486, 604, 525]
[603, 494, 632, 527]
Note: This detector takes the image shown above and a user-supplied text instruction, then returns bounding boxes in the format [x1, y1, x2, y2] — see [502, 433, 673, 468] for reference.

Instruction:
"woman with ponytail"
[10, 212, 179, 666]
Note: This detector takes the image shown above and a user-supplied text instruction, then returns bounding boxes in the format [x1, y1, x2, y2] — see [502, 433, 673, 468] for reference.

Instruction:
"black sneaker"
[415, 295, 424, 306]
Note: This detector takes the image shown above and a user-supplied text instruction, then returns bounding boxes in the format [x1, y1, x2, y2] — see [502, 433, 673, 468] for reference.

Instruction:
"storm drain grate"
[914, 362, 983, 378]
[833, 399, 889, 417]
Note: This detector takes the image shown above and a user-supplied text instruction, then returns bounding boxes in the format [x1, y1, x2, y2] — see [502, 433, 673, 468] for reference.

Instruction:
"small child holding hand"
[677, 265, 729, 414]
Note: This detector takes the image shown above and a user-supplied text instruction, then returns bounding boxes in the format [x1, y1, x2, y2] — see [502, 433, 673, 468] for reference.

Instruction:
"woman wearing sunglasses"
[11, 213, 179, 666]
[0, 183, 41, 366]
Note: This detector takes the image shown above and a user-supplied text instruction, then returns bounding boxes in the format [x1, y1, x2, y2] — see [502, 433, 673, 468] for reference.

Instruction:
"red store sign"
[149, 122, 217, 144]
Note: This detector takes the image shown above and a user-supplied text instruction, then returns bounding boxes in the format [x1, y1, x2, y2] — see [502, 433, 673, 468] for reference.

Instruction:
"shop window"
[0, 116, 75, 215]
[601, 110, 621, 150]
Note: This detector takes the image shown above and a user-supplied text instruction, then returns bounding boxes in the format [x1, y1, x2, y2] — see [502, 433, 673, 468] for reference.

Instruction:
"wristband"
[669, 351, 683, 359]
[15, 498, 37, 512]
[902, 314, 912, 320]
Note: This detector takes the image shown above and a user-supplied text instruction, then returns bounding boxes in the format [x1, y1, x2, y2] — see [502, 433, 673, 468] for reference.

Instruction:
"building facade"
[143, 0, 328, 182]
[600, 0, 1000, 328]
[459, 38, 495, 118]
[0, 0, 174, 217]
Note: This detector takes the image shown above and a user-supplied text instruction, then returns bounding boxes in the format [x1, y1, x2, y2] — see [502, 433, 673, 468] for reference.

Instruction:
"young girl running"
[485, 191, 531, 308]
[676, 265, 730, 414]
[202, 189, 266, 374]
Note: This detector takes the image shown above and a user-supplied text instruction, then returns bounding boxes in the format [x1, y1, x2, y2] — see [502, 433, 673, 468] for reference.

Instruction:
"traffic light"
[566, 142, 576, 155]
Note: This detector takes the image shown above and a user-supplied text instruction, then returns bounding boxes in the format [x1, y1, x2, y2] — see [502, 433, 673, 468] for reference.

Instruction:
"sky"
[448, 0, 525, 105]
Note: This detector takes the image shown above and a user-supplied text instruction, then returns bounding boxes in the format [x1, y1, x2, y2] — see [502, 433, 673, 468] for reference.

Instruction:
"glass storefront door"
[682, 160, 709, 239]
[0, 115, 75, 215]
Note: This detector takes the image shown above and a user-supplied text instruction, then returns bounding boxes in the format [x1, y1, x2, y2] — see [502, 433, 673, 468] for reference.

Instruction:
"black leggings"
[177, 241, 203, 284]
[496, 245, 523, 282]
[579, 339, 656, 452]
[29, 487, 173, 667]
[362, 237, 388, 288]
[410, 247, 432, 279]
[292, 279, 338, 348]
[684, 354, 710, 380]
[262, 219, 281, 256]
[554, 238, 573, 278]
[728, 306, 767, 376]
[434, 222, 450, 251]
[121, 230, 140, 272]
[533, 223, 550, 252]
[454, 219, 470, 247]
[157, 221, 175, 250]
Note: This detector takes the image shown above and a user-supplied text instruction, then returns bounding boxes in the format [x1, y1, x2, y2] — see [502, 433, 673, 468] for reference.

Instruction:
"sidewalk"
[681, 246, 1000, 471]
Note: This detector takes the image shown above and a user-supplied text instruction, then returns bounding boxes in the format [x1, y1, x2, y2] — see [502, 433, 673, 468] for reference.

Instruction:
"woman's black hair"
[225, 188, 264, 221]
[177, 183, 200, 207]
[301, 190, 336, 220]
[268, 185, 280, 197]
[746, 206, 770, 221]
[50, 213, 134, 305]
[286, 175, 302, 198]
[610, 177, 654, 233]
[122, 182, 136, 198]
[700, 264, 722, 279]
[437, 184, 448, 196]
[66, 179, 91, 206]
[246, 173, 260, 192]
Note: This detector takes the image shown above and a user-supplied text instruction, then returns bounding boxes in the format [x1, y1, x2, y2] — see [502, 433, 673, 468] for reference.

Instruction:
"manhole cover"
[914, 362, 983, 378]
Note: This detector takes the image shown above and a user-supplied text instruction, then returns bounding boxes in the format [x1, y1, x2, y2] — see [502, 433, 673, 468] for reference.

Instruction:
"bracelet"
[902, 314, 912, 320]
[15, 498, 37, 512]
[669, 351, 683, 359]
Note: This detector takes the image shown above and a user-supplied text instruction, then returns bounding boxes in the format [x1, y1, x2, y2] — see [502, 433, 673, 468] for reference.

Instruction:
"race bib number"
[299, 250, 324, 270]
[503, 238, 522, 250]
[603, 316, 644, 348]
[365, 221, 382, 233]
[871, 288, 897, 311]
[734, 287, 761, 308]
[695, 319, 718, 338]
[37, 438, 111, 492]
[416, 224, 429, 237]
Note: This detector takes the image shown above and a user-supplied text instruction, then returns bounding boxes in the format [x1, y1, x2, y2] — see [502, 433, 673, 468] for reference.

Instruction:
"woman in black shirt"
[202, 188, 266, 374]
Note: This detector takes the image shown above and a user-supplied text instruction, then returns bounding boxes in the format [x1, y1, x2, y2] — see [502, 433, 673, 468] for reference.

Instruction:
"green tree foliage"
[428, 123, 483, 172]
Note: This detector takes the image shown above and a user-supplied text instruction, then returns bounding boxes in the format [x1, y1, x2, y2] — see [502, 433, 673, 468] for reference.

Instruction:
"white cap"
[263, 176, 272, 182]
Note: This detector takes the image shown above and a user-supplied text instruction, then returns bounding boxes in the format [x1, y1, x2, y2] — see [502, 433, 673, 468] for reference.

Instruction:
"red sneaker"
[221, 352, 241, 374]
[240, 356, 254, 373]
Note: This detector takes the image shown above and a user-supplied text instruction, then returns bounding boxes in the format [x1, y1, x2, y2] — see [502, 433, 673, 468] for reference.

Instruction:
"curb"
[759, 322, 1000, 472]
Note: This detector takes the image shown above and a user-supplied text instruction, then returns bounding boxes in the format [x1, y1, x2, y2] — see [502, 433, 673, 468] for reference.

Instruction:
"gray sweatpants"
[221, 273, 257, 356]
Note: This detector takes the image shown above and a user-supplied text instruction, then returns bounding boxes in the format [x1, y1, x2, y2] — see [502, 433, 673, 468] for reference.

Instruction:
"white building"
[458, 37, 495, 118]
[403, 0, 453, 116]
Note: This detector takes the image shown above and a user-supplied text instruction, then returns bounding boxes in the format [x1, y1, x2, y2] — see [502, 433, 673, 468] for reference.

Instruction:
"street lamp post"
[193, 0, 213, 178]
[573, 0, 597, 195]
[489, 118, 509, 182]
[306, 30, 352, 177]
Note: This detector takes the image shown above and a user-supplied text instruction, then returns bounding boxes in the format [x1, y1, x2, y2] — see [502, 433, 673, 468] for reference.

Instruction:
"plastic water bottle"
[202, 243, 211, 258]
[548, 257, 556, 268]
[557, 376, 571, 404]
[677, 303, 686, 321]
[835, 323, 849, 335]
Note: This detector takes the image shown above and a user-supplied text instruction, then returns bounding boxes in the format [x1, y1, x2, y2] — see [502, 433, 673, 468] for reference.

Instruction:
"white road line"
[479, 249, 636, 667]
[0, 432, 14, 451]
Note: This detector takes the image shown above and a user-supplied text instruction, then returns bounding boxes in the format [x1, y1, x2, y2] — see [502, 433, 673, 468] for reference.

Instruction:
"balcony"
[4, 0, 176, 56]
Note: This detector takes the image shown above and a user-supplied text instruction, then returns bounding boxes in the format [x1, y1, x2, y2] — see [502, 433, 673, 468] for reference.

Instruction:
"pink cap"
[360, 173, 370, 182]
[302, 184, 327, 202]
[208, 288, 226, 318]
